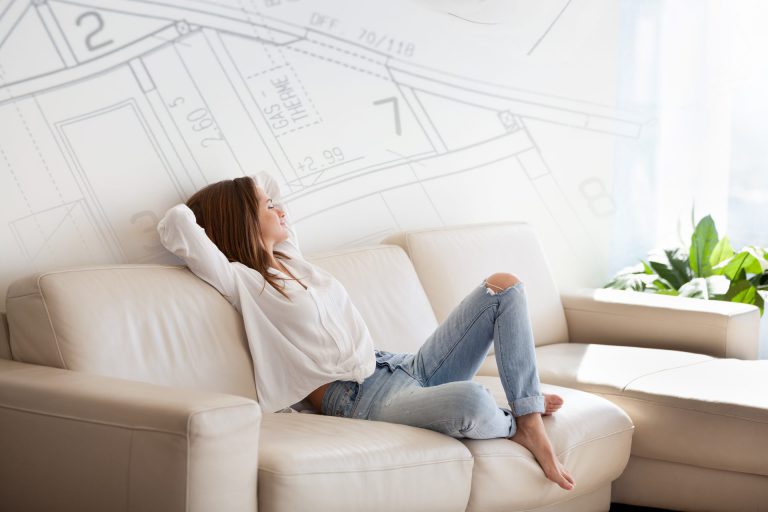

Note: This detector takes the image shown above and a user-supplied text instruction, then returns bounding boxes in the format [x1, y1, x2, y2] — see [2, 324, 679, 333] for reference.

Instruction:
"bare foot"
[509, 413, 575, 491]
[543, 393, 564, 416]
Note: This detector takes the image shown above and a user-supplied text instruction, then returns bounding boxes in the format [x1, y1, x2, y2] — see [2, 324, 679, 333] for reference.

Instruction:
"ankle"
[516, 412, 543, 424]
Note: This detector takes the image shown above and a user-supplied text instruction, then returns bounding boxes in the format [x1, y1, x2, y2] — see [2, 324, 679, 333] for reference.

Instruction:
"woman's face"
[254, 185, 288, 247]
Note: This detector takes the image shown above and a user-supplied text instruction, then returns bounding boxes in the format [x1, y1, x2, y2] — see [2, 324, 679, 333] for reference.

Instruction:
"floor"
[610, 504, 675, 511]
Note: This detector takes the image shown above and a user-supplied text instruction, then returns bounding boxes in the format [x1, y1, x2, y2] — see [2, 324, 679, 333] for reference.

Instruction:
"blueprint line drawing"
[0, 0, 652, 302]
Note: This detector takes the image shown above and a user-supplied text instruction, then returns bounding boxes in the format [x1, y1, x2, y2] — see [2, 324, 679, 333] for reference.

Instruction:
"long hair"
[186, 176, 292, 299]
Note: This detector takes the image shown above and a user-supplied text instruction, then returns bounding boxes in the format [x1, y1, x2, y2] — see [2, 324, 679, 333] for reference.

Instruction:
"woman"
[157, 172, 575, 491]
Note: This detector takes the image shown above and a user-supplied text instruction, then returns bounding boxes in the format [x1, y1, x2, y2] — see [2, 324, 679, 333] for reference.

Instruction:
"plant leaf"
[689, 215, 718, 277]
[755, 292, 765, 317]
[751, 271, 768, 290]
[678, 276, 730, 300]
[647, 249, 691, 290]
[604, 273, 649, 291]
[722, 251, 761, 280]
[666, 248, 693, 285]
[721, 279, 759, 309]
[741, 245, 768, 272]
[709, 236, 734, 268]
[641, 260, 655, 275]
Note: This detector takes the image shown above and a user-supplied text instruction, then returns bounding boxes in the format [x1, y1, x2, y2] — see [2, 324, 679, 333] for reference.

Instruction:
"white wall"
[0, 0, 647, 306]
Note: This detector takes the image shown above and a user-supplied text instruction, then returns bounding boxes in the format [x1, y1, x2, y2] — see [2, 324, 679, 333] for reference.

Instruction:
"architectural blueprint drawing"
[0, 0, 651, 303]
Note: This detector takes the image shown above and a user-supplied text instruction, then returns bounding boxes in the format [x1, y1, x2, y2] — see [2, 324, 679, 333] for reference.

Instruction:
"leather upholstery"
[307, 245, 438, 353]
[254, 378, 633, 512]
[533, 344, 768, 475]
[6, 265, 257, 399]
[382, 223, 569, 350]
[258, 413, 474, 512]
[481, 343, 768, 511]
[619, 358, 768, 476]
[9, 220, 761, 511]
[0, 359, 260, 512]
[533, 343, 714, 395]
[562, 289, 760, 359]
[612, 456, 768, 512]
[464, 378, 633, 511]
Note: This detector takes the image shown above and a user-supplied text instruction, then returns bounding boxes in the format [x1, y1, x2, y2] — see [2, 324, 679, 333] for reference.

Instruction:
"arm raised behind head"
[157, 204, 238, 305]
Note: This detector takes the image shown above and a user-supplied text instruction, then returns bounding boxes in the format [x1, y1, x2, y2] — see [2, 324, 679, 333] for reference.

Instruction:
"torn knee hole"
[484, 275, 521, 295]
[485, 282, 509, 295]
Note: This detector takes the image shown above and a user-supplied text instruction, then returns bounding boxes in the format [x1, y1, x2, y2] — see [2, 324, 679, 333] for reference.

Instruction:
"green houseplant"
[605, 215, 768, 316]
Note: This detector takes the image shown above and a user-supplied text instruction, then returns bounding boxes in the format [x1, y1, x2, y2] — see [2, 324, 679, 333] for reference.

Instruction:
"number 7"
[373, 97, 401, 136]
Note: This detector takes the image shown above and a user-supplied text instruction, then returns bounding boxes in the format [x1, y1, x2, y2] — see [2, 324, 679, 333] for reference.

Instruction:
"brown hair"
[186, 176, 293, 299]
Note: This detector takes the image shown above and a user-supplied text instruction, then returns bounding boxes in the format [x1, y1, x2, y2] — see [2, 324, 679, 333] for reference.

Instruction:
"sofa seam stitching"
[126, 429, 133, 510]
[308, 245, 398, 261]
[0, 401, 257, 435]
[563, 301, 752, 325]
[556, 426, 635, 457]
[563, 306, 737, 328]
[397, 222, 528, 237]
[620, 359, 715, 391]
[37, 275, 67, 369]
[629, 453, 768, 478]
[6, 266, 188, 299]
[473, 426, 635, 460]
[590, 391, 768, 425]
[518, 485, 607, 511]
[0, 402, 188, 436]
[258, 456, 474, 476]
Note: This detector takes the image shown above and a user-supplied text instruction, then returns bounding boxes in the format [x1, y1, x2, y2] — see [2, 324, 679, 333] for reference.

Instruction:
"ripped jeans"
[321, 280, 545, 439]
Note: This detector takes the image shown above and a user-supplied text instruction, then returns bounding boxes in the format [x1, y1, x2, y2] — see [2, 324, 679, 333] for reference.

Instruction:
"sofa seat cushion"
[617, 358, 768, 477]
[258, 412, 474, 512]
[464, 378, 634, 512]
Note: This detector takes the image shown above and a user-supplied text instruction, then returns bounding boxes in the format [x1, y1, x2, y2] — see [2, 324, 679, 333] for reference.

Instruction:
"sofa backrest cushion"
[6, 265, 257, 399]
[5, 244, 438, 399]
[383, 222, 568, 348]
[307, 245, 438, 354]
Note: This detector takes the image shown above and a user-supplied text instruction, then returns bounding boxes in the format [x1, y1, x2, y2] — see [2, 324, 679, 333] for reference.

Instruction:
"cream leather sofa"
[0, 222, 763, 511]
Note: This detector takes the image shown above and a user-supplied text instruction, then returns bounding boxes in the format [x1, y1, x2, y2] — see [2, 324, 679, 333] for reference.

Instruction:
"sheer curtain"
[610, 0, 767, 276]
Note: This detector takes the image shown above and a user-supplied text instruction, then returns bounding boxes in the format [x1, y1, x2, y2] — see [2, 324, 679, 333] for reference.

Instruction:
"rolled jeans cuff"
[510, 394, 545, 417]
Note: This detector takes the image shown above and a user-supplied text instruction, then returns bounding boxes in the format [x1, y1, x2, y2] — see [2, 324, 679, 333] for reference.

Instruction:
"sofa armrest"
[0, 359, 261, 512]
[561, 289, 760, 359]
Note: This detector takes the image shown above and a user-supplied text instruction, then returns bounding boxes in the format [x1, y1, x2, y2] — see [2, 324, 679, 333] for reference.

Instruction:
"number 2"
[76, 11, 113, 52]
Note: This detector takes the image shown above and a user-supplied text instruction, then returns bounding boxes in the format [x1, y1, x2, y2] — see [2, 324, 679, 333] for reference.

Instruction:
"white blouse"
[156, 171, 376, 413]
